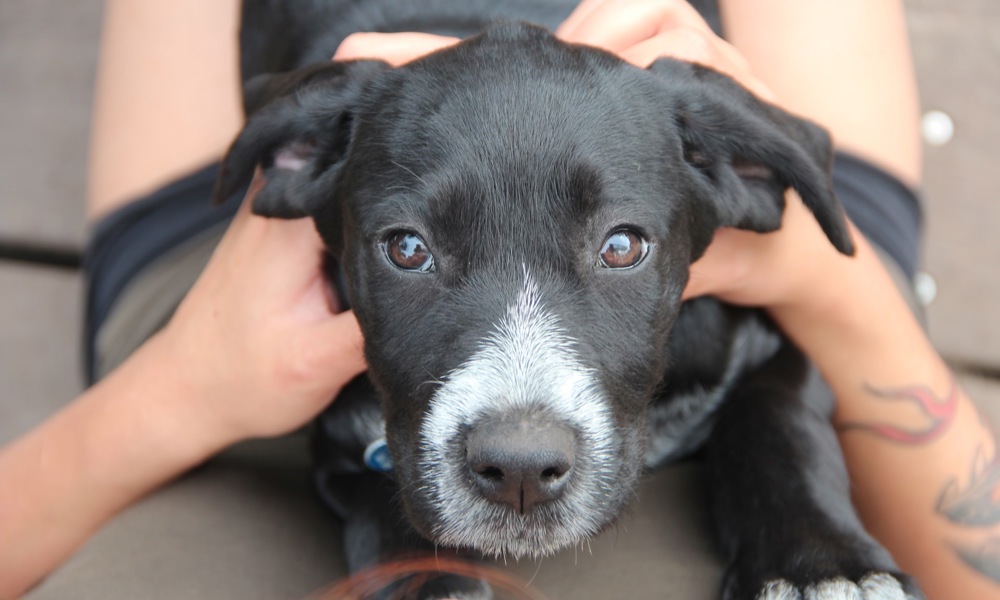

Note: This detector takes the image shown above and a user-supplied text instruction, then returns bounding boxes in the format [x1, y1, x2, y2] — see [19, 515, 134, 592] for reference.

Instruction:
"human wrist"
[769, 236, 948, 415]
[88, 330, 237, 480]
[0, 330, 235, 597]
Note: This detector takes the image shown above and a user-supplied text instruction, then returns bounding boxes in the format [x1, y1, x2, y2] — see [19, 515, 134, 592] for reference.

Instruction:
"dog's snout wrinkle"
[466, 417, 575, 514]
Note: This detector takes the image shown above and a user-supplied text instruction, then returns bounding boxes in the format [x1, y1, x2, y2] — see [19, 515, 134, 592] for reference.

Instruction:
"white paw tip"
[758, 573, 907, 600]
[859, 572, 907, 599]
[758, 579, 801, 600]
[805, 577, 861, 600]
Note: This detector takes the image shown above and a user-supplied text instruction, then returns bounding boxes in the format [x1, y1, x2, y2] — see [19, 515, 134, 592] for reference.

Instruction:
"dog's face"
[217, 23, 852, 558]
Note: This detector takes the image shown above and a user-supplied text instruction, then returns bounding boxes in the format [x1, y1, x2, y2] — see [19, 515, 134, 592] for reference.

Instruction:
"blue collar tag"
[363, 438, 394, 473]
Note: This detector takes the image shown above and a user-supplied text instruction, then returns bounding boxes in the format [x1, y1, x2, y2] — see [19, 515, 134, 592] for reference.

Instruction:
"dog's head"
[216, 22, 852, 558]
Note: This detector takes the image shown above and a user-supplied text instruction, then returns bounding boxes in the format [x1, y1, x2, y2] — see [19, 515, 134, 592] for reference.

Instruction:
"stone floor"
[0, 264, 81, 446]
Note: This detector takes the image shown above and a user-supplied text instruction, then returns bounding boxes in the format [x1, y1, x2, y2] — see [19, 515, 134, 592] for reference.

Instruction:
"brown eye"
[599, 229, 648, 269]
[383, 231, 435, 272]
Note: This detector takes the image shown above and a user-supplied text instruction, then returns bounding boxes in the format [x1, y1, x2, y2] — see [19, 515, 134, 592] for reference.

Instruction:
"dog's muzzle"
[415, 273, 622, 558]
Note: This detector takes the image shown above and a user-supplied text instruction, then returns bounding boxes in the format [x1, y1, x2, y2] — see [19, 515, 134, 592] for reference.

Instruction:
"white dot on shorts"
[921, 110, 954, 146]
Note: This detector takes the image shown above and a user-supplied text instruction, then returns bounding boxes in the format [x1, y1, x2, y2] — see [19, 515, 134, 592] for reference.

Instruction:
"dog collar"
[363, 438, 394, 473]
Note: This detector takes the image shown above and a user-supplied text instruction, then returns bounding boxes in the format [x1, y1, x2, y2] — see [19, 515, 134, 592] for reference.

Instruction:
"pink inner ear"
[273, 141, 315, 172]
[731, 159, 774, 181]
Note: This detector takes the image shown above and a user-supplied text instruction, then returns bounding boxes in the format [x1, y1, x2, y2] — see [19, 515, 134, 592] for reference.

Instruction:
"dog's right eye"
[382, 231, 435, 273]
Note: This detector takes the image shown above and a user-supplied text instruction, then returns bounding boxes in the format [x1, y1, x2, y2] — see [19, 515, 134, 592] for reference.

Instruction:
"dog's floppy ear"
[647, 59, 854, 257]
[213, 60, 388, 218]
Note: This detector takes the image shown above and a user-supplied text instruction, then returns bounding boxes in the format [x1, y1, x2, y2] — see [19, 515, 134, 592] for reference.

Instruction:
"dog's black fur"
[218, 2, 923, 598]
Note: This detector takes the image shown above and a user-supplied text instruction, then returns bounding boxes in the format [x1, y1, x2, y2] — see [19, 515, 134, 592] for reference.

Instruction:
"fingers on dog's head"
[333, 32, 460, 66]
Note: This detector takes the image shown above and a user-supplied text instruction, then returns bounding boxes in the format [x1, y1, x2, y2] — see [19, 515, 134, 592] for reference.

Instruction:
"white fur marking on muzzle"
[419, 271, 617, 558]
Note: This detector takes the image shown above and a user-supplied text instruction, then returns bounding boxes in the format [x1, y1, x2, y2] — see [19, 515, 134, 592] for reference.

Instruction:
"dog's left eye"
[599, 229, 648, 269]
[383, 231, 435, 273]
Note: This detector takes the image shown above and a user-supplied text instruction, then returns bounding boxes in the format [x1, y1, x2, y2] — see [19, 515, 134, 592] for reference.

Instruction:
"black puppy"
[218, 3, 923, 599]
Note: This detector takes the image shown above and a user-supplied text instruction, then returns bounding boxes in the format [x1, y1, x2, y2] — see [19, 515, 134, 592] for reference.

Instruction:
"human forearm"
[0, 191, 365, 597]
[772, 233, 947, 412]
[0, 333, 224, 598]
[772, 235, 1000, 599]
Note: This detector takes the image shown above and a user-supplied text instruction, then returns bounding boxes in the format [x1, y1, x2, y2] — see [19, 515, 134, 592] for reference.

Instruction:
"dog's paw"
[754, 572, 922, 600]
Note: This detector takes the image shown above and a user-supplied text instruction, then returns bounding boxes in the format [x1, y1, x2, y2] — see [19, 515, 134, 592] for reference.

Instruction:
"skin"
[718, 0, 922, 187]
[86, 0, 243, 221]
[0, 1, 993, 598]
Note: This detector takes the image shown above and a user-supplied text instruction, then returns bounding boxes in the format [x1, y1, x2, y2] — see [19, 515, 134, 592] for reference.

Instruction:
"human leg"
[718, 0, 922, 188]
[86, 0, 243, 221]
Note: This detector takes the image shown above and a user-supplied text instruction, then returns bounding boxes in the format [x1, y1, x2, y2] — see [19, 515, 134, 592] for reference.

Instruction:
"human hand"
[557, 0, 859, 309]
[333, 31, 460, 65]
[332, 1, 770, 101]
[157, 174, 366, 450]
[556, 0, 774, 98]
[681, 193, 864, 308]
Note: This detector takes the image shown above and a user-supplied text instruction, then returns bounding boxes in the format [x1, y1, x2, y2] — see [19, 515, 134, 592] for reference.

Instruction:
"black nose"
[466, 417, 575, 514]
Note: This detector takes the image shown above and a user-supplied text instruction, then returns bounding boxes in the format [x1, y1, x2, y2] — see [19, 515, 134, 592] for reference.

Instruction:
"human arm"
[0, 183, 366, 599]
[0, 1, 366, 596]
[789, 234, 1000, 600]
[559, 2, 994, 596]
[570, 1, 994, 596]
[682, 190, 999, 600]
[699, 2, 997, 598]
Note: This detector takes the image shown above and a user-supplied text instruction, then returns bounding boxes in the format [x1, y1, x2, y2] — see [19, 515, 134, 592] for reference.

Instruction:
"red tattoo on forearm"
[840, 375, 1000, 584]
[837, 376, 958, 445]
